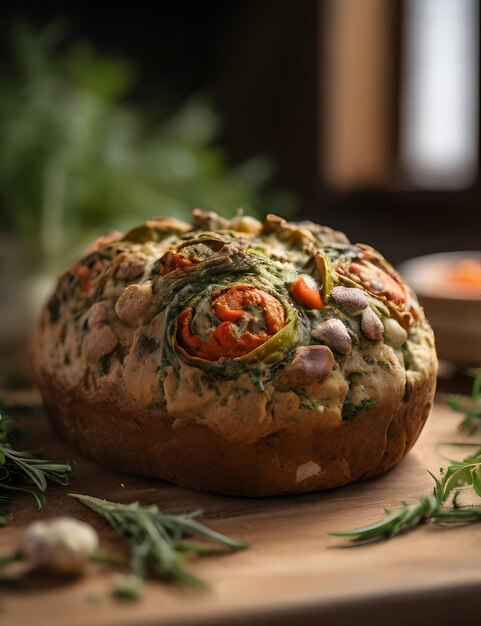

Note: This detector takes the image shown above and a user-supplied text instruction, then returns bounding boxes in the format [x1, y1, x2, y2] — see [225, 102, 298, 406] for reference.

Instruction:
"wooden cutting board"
[1, 398, 480, 626]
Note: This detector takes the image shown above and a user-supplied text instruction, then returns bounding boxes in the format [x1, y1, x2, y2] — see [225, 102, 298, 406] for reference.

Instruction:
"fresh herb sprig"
[330, 371, 481, 544]
[330, 447, 481, 543]
[71, 494, 248, 588]
[0, 410, 74, 526]
[446, 368, 481, 433]
[330, 494, 440, 544]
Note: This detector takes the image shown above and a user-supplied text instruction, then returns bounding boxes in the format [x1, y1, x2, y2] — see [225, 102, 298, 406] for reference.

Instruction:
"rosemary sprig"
[70, 494, 248, 587]
[330, 444, 481, 544]
[446, 368, 481, 433]
[0, 410, 74, 526]
[331, 372, 481, 544]
[330, 494, 440, 544]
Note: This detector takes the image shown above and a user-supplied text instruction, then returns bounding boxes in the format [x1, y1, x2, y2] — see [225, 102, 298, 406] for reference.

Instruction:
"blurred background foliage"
[0, 22, 294, 270]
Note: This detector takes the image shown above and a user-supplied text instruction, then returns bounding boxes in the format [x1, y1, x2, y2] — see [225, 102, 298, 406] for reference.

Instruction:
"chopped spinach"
[342, 398, 375, 421]
[296, 391, 325, 413]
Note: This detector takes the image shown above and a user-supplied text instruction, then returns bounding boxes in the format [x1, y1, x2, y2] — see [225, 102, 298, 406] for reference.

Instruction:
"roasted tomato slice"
[290, 274, 323, 310]
[177, 284, 286, 360]
[159, 250, 196, 275]
[159, 241, 225, 276]
[347, 260, 407, 306]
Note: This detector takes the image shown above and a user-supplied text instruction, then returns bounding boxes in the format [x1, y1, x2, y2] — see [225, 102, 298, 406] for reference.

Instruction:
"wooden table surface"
[1, 397, 480, 626]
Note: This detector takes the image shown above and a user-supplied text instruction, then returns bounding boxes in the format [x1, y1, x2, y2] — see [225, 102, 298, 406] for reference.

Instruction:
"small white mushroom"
[19, 517, 99, 575]
[311, 318, 352, 354]
[281, 345, 334, 388]
[83, 324, 118, 359]
[115, 283, 152, 326]
[330, 286, 368, 313]
[383, 317, 408, 348]
[360, 307, 384, 341]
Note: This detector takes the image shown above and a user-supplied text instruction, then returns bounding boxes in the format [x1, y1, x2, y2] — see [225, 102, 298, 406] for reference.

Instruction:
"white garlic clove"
[19, 517, 99, 575]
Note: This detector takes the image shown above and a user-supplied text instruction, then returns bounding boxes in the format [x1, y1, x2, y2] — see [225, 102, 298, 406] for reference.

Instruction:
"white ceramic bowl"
[399, 251, 481, 366]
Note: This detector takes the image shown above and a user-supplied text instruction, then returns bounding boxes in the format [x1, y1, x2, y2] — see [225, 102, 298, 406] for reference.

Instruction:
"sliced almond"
[360, 307, 384, 341]
[311, 318, 352, 354]
[330, 286, 368, 313]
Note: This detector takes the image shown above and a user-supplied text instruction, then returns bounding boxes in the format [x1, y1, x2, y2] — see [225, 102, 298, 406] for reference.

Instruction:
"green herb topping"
[71, 494, 248, 588]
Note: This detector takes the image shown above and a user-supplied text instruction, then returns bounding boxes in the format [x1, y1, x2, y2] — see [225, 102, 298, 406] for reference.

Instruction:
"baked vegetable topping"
[177, 285, 286, 360]
[348, 260, 406, 306]
[43, 210, 430, 428]
[159, 244, 215, 275]
[290, 275, 324, 310]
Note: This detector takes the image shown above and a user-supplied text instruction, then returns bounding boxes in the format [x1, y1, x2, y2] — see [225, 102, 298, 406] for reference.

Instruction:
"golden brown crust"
[35, 352, 436, 497]
[32, 211, 438, 496]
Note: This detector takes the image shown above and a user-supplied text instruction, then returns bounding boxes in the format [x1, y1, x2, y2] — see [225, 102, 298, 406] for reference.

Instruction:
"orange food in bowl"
[445, 259, 481, 291]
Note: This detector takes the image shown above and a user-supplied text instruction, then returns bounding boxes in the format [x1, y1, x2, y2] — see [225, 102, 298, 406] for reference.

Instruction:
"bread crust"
[32, 213, 438, 496]
[34, 354, 436, 496]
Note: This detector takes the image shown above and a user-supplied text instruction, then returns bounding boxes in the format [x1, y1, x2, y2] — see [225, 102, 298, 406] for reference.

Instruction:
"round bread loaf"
[32, 210, 437, 496]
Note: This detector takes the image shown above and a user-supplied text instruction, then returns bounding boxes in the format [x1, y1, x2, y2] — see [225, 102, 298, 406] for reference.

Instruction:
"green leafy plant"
[0, 22, 292, 271]
[71, 494, 248, 588]
[446, 369, 481, 433]
[0, 411, 74, 526]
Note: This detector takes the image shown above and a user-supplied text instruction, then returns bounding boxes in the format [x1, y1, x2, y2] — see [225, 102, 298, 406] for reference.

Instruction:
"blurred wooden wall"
[321, 0, 396, 188]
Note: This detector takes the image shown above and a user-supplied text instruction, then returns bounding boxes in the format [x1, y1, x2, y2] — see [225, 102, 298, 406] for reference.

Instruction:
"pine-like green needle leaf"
[70, 493, 248, 588]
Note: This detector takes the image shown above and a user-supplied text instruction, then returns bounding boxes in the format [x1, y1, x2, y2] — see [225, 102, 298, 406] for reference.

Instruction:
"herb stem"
[71, 494, 248, 588]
